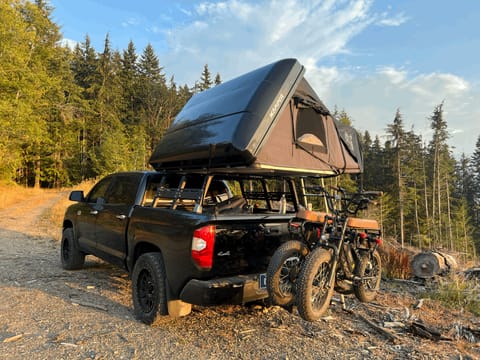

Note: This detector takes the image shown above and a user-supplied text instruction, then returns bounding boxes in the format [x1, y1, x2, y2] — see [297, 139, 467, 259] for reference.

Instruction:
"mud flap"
[168, 300, 192, 317]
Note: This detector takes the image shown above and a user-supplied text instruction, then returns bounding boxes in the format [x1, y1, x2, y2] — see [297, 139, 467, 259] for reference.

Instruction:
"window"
[296, 108, 327, 154]
[86, 177, 112, 204]
[142, 174, 164, 206]
[108, 174, 142, 205]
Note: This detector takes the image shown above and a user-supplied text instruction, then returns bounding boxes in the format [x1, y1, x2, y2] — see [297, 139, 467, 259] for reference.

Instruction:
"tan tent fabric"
[254, 101, 359, 175]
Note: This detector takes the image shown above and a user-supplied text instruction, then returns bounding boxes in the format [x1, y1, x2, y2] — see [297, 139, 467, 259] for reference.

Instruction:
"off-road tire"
[353, 250, 382, 302]
[132, 253, 168, 324]
[60, 228, 85, 270]
[266, 240, 309, 307]
[296, 248, 335, 322]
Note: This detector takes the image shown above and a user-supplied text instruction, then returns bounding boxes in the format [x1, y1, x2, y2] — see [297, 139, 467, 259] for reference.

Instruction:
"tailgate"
[211, 216, 291, 277]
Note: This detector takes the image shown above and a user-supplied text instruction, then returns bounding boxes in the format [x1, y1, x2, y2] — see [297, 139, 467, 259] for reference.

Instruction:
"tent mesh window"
[295, 108, 327, 155]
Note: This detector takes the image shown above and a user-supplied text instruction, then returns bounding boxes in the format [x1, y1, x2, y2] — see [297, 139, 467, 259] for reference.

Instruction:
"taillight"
[191, 225, 215, 269]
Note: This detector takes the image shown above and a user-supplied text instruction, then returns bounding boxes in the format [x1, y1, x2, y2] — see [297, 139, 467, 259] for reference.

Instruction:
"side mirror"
[69, 190, 84, 202]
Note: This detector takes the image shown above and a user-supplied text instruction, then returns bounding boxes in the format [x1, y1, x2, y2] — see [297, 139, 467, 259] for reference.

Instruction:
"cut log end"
[411, 251, 457, 279]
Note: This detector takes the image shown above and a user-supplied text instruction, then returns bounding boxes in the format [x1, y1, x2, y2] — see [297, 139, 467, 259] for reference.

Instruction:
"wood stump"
[411, 251, 457, 279]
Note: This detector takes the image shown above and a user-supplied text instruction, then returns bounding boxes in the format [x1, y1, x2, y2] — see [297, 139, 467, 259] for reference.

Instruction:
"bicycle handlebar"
[328, 188, 383, 216]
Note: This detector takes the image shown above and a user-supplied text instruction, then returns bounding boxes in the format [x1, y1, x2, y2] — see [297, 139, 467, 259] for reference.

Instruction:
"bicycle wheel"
[266, 240, 309, 307]
[296, 248, 335, 322]
[353, 250, 382, 302]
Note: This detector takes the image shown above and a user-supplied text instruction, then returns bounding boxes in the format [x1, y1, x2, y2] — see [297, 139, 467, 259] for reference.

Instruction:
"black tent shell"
[149, 58, 363, 176]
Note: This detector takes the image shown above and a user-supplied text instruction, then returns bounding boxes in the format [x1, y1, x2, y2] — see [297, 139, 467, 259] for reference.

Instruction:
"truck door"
[94, 173, 143, 267]
[77, 176, 114, 253]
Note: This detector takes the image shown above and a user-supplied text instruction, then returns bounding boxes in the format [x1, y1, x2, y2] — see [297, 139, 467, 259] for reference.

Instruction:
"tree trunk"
[397, 152, 405, 248]
[436, 149, 442, 246]
[446, 177, 453, 250]
[431, 147, 437, 247]
[34, 155, 41, 189]
[422, 150, 431, 246]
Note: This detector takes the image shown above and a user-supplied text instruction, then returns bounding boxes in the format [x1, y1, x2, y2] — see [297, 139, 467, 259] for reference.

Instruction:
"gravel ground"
[0, 191, 479, 359]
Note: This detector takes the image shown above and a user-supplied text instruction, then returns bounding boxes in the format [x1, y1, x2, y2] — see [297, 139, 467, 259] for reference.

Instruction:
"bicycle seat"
[296, 209, 330, 223]
[346, 217, 380, 230]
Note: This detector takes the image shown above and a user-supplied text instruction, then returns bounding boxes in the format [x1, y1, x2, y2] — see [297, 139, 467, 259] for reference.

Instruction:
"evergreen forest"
[1, 1, 479, 258]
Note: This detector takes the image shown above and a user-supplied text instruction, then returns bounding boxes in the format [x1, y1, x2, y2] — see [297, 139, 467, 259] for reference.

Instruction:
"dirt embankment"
[0, 191, 478, 359]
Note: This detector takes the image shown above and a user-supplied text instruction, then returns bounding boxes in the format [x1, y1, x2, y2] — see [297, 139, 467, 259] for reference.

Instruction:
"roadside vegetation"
[421, 274, 480, 316]
[0, 182, 44, 210]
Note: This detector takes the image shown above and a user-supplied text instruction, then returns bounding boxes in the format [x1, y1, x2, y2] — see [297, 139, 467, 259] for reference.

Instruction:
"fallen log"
[409, 321, 452, 341]
[355, 314, 400, 343]
[411, 251, 457, 279]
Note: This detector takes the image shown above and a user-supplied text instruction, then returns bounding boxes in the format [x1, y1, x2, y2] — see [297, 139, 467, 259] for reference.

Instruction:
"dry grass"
[0, 182, 44, 210]
[43, 180, 96, 231]
[0, 181, 96, 240]
[380, 241, 414, 279]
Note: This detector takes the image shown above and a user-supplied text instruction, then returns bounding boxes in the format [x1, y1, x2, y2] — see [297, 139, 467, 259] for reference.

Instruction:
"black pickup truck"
[61, 59, 363, 324]
[62, 171, 298, 323]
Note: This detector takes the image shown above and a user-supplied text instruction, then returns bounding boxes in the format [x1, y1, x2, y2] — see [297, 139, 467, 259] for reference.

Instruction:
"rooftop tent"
[149, 58, 363, 176]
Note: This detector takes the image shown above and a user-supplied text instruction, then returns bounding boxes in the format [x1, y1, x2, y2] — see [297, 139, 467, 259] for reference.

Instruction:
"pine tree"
[427, 103, 456, 249]
[71, 35, 98, 99]
[199, 64, 213, 91]
[69, 35, 101, 179]
[470, 136, 480, 246]
[119, 40, 139, 127]
[90, 34, 129, 176]
[138, 44, 167, 154]
[402, 129, 427, 246]
[214, 73, 222, 86]
[386, 109, 406, 247]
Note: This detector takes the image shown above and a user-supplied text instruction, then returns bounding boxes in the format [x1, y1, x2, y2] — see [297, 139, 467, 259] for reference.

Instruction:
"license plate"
[259, 273, 267, 289]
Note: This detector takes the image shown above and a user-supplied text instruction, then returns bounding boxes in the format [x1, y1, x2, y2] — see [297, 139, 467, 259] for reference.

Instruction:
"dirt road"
[0, 191, 478, 359]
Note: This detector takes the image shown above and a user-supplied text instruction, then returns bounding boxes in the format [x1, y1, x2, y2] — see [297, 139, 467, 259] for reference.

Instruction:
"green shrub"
[423, 275, 480, 316]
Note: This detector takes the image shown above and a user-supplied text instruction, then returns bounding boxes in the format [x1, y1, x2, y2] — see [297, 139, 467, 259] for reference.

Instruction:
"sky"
[48, 0, 480, 156]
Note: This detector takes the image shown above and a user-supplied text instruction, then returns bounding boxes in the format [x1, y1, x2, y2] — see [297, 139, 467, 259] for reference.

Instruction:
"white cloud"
[379, 66, 407, 85]
[196, 0, 254, 21]
[304, 64, 343, 94]
[60, 38, 79, 50]
[121, 17, 140, 27]
[410, 73, 470, 99]
[377, 12, 409, 26]
[148, 25, 163, 34]
[163, 0, 383, 86]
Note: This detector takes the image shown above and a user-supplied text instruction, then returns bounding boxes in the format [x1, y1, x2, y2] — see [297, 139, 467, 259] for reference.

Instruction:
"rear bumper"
[179, 273, 267, 306]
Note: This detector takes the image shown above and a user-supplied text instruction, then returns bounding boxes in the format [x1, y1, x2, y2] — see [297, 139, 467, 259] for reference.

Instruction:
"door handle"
[116, 214, 127, 220]
[90, 210, 98, 215]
